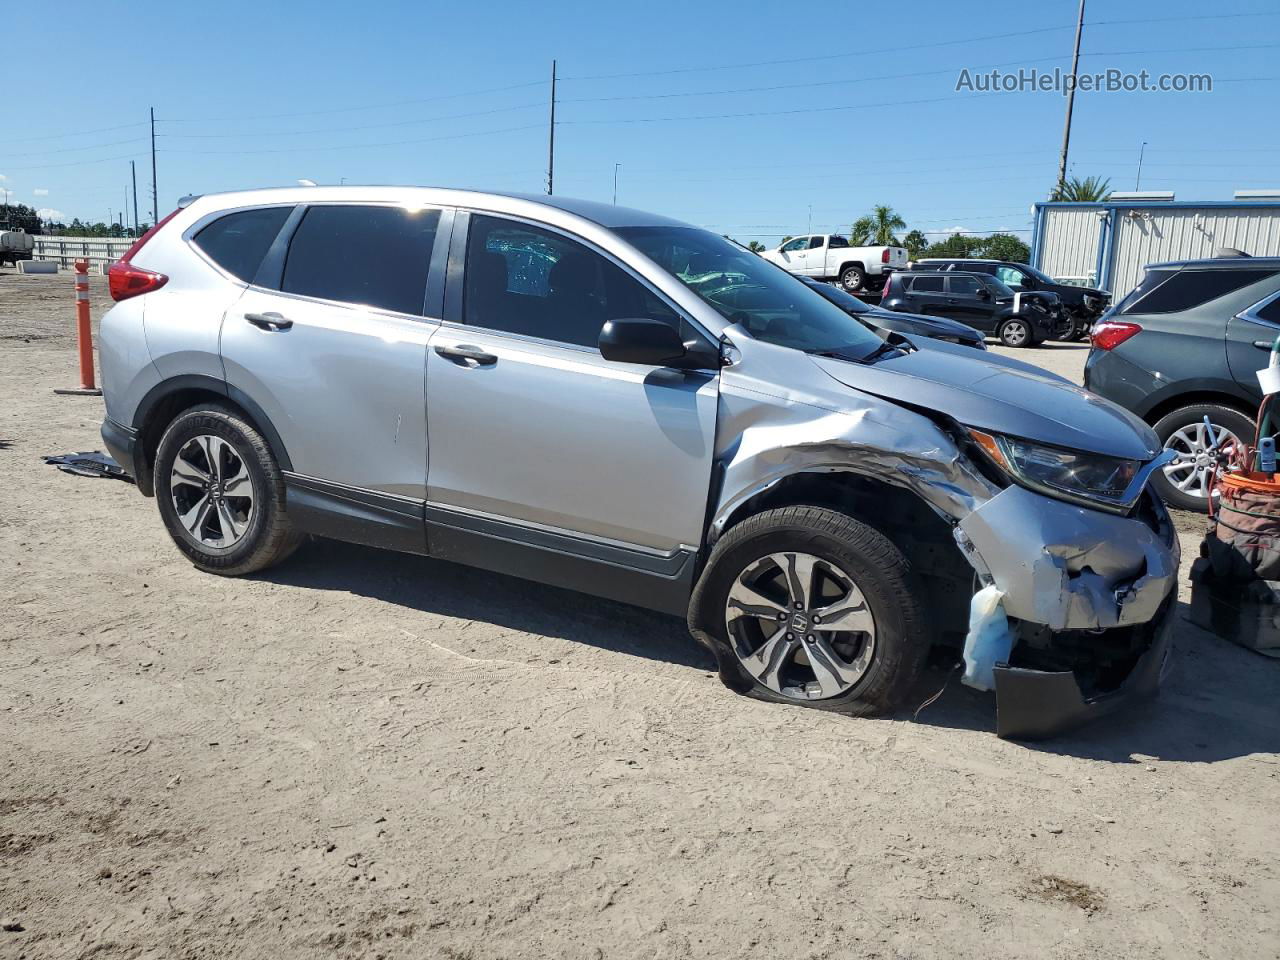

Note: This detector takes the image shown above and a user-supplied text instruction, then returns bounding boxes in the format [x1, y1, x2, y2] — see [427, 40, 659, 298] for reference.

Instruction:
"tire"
[1150, 403, 1255, 513]
[153, 404, 302, 575]
[839, 265, 866, 292]
[998, 317, 1033, 348]
[690, 505, 928, 716]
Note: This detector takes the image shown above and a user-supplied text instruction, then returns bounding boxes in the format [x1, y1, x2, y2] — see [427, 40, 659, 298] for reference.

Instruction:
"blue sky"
[4, 0, 1278, 246]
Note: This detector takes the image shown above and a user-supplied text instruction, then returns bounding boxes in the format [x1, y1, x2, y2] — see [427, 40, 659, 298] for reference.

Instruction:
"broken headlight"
[967, 429, 1141, 512]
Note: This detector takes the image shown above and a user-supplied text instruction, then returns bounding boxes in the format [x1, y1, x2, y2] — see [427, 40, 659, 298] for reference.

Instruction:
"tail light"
[1090, 320, 1142, 350]
[107, 207, 180, 301]
[881, 249, 891, 263]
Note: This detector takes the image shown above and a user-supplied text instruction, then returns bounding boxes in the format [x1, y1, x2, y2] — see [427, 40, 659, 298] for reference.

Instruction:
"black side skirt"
[281, 475, 696, 616]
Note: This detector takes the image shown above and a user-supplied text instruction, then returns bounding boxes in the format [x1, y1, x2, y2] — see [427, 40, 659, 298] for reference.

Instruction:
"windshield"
[1015, 262, 1055, 284]
[615, 225, 885, 357]
[984, 275, 1017, 297]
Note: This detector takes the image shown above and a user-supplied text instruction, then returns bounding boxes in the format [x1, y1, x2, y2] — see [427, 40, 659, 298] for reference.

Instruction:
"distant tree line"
[0, 202, 149, 237]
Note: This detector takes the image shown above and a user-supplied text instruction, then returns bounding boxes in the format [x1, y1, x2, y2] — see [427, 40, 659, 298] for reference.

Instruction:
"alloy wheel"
[1162, 421, 1242, 500]
[724, 551, 877, 701]
[169, 435, 255, 548]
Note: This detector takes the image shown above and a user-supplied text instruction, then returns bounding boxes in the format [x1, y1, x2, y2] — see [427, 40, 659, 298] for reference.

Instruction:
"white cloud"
[37, 208, 66, 222]
[923, 224, 972, 237]
[0, 173, 7, 182]
[33, 188, 49, 196]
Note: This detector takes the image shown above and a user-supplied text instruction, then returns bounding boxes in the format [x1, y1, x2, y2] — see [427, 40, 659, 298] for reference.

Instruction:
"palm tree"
[903, 229, 929, 259]
[747, 240, 765, 253]
[850, 217, 873, 245]
[852, 205, 907, 245]
[1051, 175, 1112, 202]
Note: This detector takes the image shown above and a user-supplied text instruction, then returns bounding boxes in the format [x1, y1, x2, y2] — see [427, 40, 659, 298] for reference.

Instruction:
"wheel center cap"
[790, 612, 811, 634]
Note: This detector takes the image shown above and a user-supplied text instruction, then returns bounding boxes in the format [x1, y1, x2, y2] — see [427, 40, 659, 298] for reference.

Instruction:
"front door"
[220, 202, 446, 499]
[905, 274, 947, 316]
[943, 274, 995, 331]
[424, 212, 719, 556]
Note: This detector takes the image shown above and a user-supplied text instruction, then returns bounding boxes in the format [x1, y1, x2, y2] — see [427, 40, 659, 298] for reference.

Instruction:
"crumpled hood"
[812, 348, 1161, 460]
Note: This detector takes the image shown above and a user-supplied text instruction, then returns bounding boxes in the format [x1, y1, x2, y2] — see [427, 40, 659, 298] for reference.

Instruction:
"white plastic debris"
[961, 585, 1014, 692]
[1257, 345, 1280, 396]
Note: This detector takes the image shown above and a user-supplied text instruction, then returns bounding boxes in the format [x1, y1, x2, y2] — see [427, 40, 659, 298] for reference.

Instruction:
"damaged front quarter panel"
[707, 330, 1000, 541]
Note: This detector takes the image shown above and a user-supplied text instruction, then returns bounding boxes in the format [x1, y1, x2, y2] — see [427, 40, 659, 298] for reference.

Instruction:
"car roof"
[1145, 255, 1280, 270]
[183, 185, 692, 230]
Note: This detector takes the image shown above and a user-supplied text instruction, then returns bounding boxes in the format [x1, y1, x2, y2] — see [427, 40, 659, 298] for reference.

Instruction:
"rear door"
[424, 211, 719, 555]
[221, 202, 449, 500]
[1227, 289, 1280, 399]
[905, 274, 947, 315]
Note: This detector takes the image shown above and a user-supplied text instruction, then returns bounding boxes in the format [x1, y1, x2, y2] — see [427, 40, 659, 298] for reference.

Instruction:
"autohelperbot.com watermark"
[956, 67, 1212, 95]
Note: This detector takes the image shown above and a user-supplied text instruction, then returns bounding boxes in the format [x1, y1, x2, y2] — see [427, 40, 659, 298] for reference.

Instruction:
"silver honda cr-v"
[99, 187, 1179, 738]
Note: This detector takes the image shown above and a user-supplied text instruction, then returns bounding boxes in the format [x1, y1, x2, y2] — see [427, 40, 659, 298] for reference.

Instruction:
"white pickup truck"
[761, 234, 908, 291]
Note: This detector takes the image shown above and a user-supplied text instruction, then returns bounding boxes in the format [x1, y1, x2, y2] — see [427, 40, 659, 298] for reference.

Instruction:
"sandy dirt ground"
[2, 269, 1278, 960]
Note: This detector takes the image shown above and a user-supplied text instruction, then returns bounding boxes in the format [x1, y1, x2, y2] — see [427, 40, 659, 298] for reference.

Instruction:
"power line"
[160, 123, 544, 155]
[159, 101, 544, 140]
[159, 79, 547, 125]
[561, 10, 1280, 81]
[1, 121, 150, 145]
[560, 44, 1271, 106]
[561, 25, 1073, 80]
[3, 137, 150, 159]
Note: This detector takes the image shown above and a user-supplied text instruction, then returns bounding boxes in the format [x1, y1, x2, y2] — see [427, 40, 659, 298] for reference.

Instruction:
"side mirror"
[600, 318, 699, 368]
[977, 288, 991, 300]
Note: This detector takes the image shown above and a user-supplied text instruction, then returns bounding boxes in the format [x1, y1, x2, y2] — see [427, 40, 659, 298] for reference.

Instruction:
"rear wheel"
[998, 317, 1033, 348]
[1151, 403, 1254, 513]
[692, 505, 928, 716]
[153, 404, 302, 575]
[839, 265, 866, 292]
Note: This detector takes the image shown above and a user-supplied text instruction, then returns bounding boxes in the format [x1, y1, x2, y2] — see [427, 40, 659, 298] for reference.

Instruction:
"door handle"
[1255, 340, 1280, 350]
[434, 343, 498, 365]
[245, 312, 293, 331]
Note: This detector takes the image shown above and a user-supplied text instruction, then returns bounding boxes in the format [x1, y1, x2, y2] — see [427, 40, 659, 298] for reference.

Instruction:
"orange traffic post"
[53, 259, 102, 397]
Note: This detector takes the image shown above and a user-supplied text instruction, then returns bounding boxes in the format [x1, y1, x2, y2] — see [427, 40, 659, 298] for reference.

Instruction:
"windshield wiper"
[812, 341, 902, 364]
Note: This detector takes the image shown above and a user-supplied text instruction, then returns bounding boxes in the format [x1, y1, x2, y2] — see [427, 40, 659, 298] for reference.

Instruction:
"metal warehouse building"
[1030, 195, 1280, 298]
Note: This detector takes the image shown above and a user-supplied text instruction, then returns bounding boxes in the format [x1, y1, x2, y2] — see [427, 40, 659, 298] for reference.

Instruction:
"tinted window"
[194, 207, 290, 282]
[1257, 296, 1280, 324]
[911, 275, 945, 292]
[463, 215, 680, 348]
[808, 236, 824, 250]
[281, 205, 439, 314]
[828, 235, 849, 248]
[615, 225, 884, 357]
[1122, 268, 1277, 315]
[948, 275, 980, 296]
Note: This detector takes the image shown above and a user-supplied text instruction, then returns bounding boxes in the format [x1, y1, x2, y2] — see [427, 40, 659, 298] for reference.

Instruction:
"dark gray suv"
[1085, 256, 1280, 511]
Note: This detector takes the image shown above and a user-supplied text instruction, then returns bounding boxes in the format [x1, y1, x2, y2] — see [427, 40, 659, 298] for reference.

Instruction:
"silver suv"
[100, 187, 1179, 738]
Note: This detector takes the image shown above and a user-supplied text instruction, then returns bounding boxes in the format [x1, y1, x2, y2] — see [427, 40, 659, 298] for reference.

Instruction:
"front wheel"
[153, 404, 302, 575]
[1150, 403, 1254, 513]
[691, 506, 928, 715]
[998, 317, 1033, 348]
[839, 265, 866, 292]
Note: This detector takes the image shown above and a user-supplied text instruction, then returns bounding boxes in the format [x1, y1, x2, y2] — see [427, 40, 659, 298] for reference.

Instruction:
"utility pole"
[546, 60, 557, 196]
[1055, 0, 1086, 198]
[613, 162, 620, 205]
[1135, 141, 1148, 191]
[131, 160, 140, 237]
[807, 205, 813, 234]
[150, 107, 159, 225]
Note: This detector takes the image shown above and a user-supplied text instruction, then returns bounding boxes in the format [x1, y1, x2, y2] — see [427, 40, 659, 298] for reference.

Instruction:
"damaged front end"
[956, 484, 1180, 739]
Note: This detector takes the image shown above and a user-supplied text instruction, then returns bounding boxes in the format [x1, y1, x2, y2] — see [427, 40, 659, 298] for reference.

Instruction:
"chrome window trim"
[451, 206, 719, 349]
[1238, 288, 1280, 331]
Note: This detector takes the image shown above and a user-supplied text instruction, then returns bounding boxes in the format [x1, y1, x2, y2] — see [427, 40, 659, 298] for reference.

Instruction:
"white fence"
[33, 236, 136, 270]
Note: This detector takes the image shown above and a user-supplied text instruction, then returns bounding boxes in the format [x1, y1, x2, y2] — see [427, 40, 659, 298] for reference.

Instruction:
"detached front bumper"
[954, 483, 1180, 739]
[993, 597, 1174, 739]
